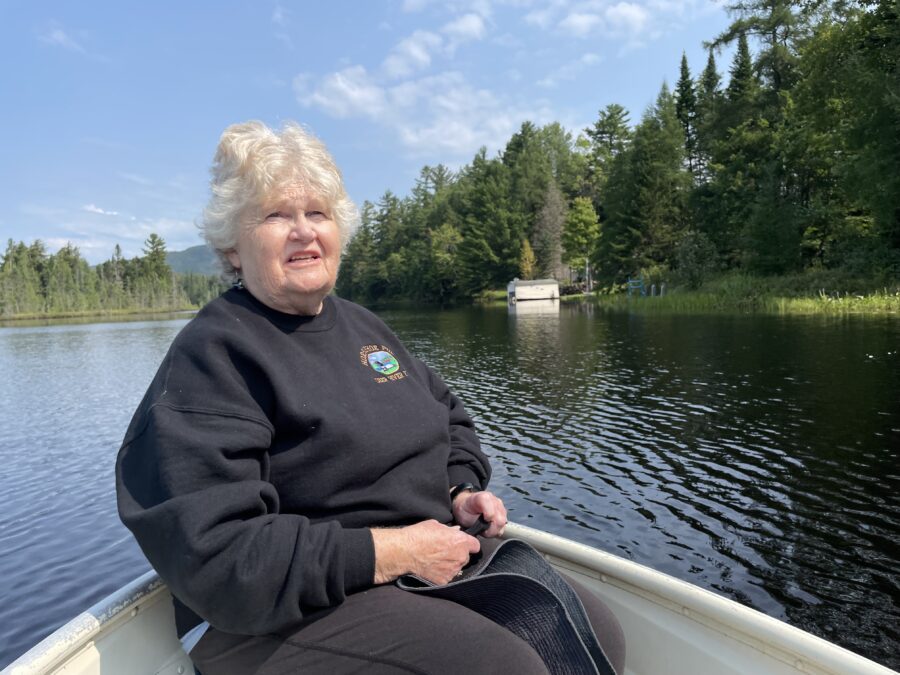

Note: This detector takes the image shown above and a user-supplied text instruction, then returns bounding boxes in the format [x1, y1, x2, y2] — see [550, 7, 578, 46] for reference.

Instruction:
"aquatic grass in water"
[589, 273, 900, 315]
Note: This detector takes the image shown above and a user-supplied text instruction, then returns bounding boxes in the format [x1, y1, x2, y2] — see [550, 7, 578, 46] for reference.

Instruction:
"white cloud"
[525, 8, 556, 28]
[558, 12, 602, 37]
[296, 67, 552, 159]
[37, 212, 200, 263]
[296, 67, 387, 119]
[39, 26, 85, 53]
[382, 31, 444, 79]
[442, 13, 487, 45]
[83, 204, 119, 216]
[605, 2, 649, 35]
[381, 12, 487, 80]
[524, 0, 569, 29]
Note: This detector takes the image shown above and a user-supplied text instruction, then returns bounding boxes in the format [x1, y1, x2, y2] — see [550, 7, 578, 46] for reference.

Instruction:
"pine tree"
[455, 149, 521, 294]
[599, 85, 692, 279]
[584, 104, 631, 202]
[563, 197, 600, 279]
[723, 34, 760, 129]
[675, 53, 698, 177]
[503, 122, 551, 244]
[695, 50, 722, 181]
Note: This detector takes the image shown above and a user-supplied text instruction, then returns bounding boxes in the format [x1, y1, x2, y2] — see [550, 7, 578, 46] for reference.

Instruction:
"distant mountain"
[166, 245, 219, 275]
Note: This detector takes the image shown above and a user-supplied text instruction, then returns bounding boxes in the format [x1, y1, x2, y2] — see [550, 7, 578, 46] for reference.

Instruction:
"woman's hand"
[371, 520, 481, 586]
[452, 490, 507, 538]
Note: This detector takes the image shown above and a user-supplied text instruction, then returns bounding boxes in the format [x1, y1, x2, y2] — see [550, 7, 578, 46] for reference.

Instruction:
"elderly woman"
[116, 121, 624, 675]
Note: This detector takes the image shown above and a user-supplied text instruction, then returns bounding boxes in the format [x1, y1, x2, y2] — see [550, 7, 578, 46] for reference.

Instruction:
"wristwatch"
[449, 482, 477, 501]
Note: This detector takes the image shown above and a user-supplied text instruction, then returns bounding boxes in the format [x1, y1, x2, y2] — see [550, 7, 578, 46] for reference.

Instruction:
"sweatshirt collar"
[231, 288, 338, 333]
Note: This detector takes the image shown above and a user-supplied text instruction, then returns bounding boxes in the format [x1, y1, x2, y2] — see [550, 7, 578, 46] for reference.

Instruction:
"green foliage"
[676, 53, 699, 176]
[563, 197, 600, 270]
[0, 234, 216, 318]
[519, 239, 537, 280]
[584, 103, 632, 208]
[335, 2, 899, 303]
[675, 231, 720, 288]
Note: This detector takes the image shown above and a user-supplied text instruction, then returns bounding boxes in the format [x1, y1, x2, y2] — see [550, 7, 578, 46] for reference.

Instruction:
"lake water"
[1, 302, 898, 670]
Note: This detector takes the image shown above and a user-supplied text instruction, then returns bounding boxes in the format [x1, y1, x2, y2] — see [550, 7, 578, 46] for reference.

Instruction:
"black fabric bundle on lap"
[396, 539, 617, 675]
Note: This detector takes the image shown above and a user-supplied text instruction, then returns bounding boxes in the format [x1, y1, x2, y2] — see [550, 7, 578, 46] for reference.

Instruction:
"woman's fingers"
[457, 491, 508, 538]
[403, 520, 481, 584]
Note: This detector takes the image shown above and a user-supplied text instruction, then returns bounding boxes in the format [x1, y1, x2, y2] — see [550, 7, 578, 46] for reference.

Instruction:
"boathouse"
[507, 278, 560, 303]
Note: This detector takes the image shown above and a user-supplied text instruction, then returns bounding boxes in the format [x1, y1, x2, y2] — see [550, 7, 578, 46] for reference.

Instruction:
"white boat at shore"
[4, 522, 896, 675]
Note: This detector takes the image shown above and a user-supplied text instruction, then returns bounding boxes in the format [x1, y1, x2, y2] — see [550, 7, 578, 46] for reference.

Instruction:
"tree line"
[0, 234, 224, 318]
[337, 0, 899, 304]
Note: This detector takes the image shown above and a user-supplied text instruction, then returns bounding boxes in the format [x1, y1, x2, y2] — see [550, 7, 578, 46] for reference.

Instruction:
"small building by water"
[507, 278, 560, 303]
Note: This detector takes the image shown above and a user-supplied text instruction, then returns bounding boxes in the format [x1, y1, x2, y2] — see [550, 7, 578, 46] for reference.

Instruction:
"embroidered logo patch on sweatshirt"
[359, 345, 407, 383]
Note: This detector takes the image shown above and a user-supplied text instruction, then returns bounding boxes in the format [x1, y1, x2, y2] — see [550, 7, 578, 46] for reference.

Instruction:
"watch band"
[449, 482, 477, 501]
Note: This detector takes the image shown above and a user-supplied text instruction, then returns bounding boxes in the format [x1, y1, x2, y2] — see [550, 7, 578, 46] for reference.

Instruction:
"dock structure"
[507, 278, 560, 303]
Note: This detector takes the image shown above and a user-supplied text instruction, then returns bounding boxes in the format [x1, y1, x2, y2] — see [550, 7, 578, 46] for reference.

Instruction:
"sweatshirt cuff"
[447, 466, 485, 492]
[341, 527, 375, 594]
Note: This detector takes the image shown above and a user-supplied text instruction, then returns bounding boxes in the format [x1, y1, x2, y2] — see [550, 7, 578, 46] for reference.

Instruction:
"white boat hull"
[4, 522, 896, 675]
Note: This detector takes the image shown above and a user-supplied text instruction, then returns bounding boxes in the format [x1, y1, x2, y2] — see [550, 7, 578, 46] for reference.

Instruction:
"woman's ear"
[226, 249, 241, 270]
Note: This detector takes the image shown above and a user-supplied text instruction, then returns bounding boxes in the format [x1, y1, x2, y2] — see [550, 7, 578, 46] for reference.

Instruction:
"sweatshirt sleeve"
[116, 403, 375, 635]
[425, 366, 492, 490]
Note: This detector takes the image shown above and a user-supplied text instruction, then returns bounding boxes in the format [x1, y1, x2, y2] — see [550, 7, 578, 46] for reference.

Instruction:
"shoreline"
[0, 306, 198, 326]
[577, 290, 900, 316]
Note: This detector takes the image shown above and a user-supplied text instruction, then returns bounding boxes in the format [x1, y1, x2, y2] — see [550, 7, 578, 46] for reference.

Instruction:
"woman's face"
[227, 186, 341, 315]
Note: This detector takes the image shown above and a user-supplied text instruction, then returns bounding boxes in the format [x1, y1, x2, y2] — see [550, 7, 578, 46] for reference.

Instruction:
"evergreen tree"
[584, 103, 631, 204]
[537, 122, 584, 198]
[695, 50, 723, 181]
[600, 85, 692, 279]
[563, 197, 600, 282]
[142, 233, 170, 279]
[675, 53, 699, 176]
[455, 149, 522, 294]
[724, 33, 760, 128]
[0, 240, 43, 315]
[425, 222, 464, 305]
[503, 121, 551, 244]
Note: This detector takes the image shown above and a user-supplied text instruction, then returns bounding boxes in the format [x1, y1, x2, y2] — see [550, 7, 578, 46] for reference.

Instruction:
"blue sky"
[1, 0, 732, 263]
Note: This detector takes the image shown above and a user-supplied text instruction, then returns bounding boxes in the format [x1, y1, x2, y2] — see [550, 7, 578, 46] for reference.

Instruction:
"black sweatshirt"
[115, 289, 490, 636]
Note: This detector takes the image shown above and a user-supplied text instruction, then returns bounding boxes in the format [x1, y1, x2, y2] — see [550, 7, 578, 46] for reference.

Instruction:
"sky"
[0, 0, 733, 264]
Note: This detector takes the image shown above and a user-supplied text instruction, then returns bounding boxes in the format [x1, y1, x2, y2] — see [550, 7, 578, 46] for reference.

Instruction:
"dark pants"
[192, 566, 625, 675]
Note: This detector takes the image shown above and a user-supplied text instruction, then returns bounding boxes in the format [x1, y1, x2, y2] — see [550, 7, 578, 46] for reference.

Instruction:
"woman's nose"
[288, 217, 316, 241]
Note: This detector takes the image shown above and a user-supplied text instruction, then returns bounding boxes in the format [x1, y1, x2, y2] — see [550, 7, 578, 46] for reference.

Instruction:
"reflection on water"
[384, 303, 900, 669]
[507, 298, 560, 316]
[1, 305, 898, 669]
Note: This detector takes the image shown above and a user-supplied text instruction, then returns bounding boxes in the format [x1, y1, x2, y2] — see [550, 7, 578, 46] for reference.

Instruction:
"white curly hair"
[200, 120, 359, 278]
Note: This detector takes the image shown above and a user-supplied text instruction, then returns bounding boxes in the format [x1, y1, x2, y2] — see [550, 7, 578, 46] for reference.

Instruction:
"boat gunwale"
[2, 570, 165, 674]
[505, 522, 896, 675]
[4, 525, 897, 675]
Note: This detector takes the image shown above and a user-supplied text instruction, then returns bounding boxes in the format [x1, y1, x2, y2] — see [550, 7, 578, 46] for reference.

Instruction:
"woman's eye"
[266, 211, 286, 220]
[306, 211, 326, 219]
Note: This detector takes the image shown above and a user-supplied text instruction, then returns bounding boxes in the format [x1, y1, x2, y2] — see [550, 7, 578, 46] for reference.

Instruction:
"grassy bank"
[589, 273, 900, 315]
[0, 305, 198, 324]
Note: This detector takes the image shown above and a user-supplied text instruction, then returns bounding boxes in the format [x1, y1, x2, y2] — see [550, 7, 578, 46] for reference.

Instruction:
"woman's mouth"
[287, 253, 320, 264]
